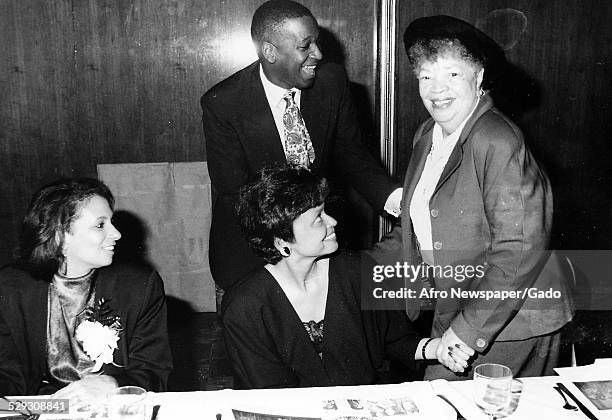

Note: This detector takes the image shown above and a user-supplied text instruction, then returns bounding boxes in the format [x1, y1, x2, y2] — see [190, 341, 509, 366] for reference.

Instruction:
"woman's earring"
[58, 244, 68, 275]
[59, 257, 67, 276]
[478, 87, 485, 98]
[282, 247, 291, 257]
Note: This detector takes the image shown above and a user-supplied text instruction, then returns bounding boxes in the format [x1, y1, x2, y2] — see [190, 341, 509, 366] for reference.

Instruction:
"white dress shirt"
[260, 65, 302, 162]
[409, 100, 479, 263]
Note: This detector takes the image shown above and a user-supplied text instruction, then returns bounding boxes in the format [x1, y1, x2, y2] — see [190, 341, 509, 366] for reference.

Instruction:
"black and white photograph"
[0, 0, 610, 418]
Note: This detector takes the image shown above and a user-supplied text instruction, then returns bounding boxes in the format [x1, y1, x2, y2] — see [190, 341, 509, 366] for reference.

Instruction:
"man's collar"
[259, 64, 299, 109]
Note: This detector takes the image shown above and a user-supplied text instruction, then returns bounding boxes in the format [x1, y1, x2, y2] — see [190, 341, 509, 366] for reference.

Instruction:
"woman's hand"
[52, 374, 118, 410]
[435, 327, 475, 373]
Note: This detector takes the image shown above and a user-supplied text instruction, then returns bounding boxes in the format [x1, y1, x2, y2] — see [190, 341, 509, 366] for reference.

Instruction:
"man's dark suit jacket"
[0, 263, 172, 395]
[201, 61, 398, 290]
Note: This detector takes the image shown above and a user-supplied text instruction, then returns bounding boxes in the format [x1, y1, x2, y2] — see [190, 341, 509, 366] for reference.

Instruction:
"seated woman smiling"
[222, 166, 473, 389]
[0, 178, 171, 408]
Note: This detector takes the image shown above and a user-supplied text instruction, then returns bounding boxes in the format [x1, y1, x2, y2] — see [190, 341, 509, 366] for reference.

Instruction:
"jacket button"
[433, 241, 442, 250]
[430, 209, 439, 217]
[476, 338, 487, 348]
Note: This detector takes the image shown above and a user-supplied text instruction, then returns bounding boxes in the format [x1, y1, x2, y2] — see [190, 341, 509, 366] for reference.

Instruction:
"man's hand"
[383, 188, 403, 217]
[435, 327, 475, 373]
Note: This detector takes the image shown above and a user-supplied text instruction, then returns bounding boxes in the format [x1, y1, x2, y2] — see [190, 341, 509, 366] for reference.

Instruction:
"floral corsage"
[75, 298, 123, 372]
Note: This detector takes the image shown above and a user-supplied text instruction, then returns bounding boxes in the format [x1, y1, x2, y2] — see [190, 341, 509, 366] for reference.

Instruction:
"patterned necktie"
[282, 90, 315, 168]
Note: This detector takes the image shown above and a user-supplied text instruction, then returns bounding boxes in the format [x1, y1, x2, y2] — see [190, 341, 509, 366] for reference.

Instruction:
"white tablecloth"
[2, 376, 606, 420]
[145, 376, 604, 420]
[147, 376, 608, 420]
[146, 382, 455, 420]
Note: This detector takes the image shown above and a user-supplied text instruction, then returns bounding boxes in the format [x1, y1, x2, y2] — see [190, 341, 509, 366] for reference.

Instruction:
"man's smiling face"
[265, 16, 323, 89]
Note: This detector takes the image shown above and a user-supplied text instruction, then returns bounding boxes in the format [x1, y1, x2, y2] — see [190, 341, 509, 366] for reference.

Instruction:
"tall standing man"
[202, 0, 402, 291]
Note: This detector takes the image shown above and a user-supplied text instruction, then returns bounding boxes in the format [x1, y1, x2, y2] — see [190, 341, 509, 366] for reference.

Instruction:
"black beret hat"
[403, 15, 506, 88]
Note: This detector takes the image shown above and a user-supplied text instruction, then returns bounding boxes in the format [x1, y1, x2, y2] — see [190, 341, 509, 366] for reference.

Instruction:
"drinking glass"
[473, 363, 513, 419]
[107, 386, 147, 420]
[500, 379, 523, 417]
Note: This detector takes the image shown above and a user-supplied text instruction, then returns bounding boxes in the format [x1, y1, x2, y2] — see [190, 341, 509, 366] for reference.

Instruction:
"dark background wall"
[0, 0, 376, 265]
[395, 0, 612, 251]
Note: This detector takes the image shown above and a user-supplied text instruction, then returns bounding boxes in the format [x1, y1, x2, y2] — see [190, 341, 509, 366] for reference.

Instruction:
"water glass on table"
[473, 363, 513, 419]
[107, 386, 148, 420]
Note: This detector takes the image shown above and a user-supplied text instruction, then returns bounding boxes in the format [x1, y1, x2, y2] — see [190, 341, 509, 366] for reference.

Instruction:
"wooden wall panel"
[0, 0, 76, 263]
[0, 0, 376, 265]
[395, 0, 612, 249]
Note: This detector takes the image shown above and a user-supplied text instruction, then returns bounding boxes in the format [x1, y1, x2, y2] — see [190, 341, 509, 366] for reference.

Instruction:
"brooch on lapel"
[75, 298, 123, 372]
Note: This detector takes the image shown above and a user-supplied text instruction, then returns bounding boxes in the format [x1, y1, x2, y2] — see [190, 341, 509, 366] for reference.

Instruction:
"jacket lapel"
[400, 128, 433, 321]
[433, 142, 463, 197]
[433, 95, 494, 196]
[300, 85, 329, 170]
[403, 129, 433, 213]
[265, 273, 330, 385]
[239, 63, 287, 162]
[93, 269, 130, 368]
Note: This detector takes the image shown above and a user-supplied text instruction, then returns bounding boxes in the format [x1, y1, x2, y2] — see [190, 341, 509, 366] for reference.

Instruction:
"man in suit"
[201, 0, 401, 291]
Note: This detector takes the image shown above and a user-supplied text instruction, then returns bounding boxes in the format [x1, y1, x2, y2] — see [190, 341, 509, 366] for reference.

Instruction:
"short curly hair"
[236, 165, 329, 264]
[407, 38, 484, 76]
[14, 177, 115, 279]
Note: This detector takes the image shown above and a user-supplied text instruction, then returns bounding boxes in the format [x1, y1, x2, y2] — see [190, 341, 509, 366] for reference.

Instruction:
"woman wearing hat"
[371, 15, 573, 380]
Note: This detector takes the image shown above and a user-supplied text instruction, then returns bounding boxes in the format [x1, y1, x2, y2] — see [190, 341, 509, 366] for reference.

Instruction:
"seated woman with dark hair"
[222, 166, 474, 389]
[0, 178, 171, 407]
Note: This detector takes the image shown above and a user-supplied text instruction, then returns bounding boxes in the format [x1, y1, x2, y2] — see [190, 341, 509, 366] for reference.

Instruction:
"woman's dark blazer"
[0, 263, 172, 395]
[369, 94, 573, 353]
[221, 251, 419, 389]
